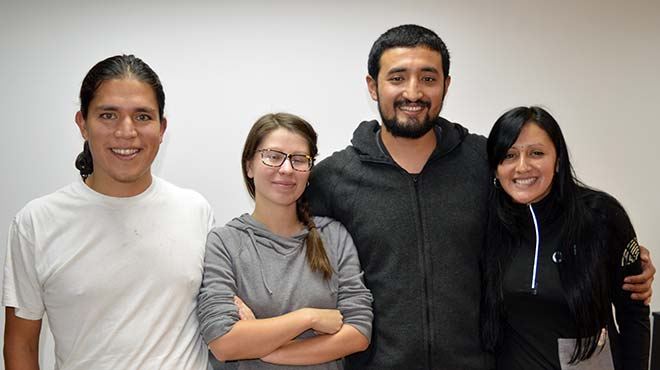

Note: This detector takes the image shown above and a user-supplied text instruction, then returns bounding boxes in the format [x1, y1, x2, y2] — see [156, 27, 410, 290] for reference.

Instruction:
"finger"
[623, 269, 653, 283]
[622, 280, 651, 292]
[630, 290, 652, 302]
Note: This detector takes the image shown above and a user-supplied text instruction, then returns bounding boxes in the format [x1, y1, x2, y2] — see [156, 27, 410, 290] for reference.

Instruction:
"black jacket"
[495, 189, 650, 370]
[307, 118, 493, 370]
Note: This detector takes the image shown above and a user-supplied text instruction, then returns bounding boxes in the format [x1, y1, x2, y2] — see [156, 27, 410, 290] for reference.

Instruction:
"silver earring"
[493, 177, 500, 188]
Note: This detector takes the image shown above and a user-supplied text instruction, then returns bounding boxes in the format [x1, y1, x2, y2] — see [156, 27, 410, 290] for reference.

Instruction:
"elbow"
[356, 335, 370, 352]
[209, 336, 266, 362]
[343, 324, 371, 353]
[210, 345, 239, 362]
[209, 338, 239, 362]
[351, 332, 370, 353]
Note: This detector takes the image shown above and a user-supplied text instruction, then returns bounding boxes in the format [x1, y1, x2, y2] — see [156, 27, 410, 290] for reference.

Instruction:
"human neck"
[252, 203, 303, 237]
[84, 172, 153, 198]
[381, 127, 437, 174]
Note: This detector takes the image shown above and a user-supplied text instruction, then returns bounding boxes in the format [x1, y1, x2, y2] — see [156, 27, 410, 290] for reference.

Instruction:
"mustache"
[394, 99, 431, 109]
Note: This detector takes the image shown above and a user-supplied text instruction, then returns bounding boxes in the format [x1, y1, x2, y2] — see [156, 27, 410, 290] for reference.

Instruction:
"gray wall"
[1, 0, 658, 367]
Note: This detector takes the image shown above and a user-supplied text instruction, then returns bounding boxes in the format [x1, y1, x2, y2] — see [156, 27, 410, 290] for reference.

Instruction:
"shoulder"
[206, 222, 248, 252]
[313, 120, 379, 177]
[314, 146, 359, 176]
[313, 217, 353, 250]
[436, 117, 488, 166]
[580, 187, 635, 244]
[13, 181, 81, 230]
[313, 216, 347, 233]
[155, 177, 208, 202]
[154, 177, 213, 210]
[308, 147, 362, 211]
[450, 119, 488, 157]
[580, 187, 628, 222]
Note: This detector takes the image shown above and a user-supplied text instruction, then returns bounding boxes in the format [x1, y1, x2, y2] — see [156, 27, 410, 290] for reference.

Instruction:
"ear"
[246, 160, 254, 179]
[366, 75, 378, 101]
[75, 111, 88, 140]
[442, 75, 452, 98]
[159, 117, 168, 143]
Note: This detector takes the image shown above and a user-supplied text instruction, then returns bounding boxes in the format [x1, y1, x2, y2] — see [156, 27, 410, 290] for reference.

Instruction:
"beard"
[379, 98, 437, 139]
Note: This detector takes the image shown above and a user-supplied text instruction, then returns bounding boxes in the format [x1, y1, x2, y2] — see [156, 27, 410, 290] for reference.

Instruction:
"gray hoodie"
[197, 214, 373, 370]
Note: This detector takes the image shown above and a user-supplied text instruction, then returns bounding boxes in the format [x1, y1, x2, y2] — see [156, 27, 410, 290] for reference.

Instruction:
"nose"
[114, 116, 138, 139]
[402, 79, 423, 101]
[515, 154, 531, 172]
[278, 157, 295, 174]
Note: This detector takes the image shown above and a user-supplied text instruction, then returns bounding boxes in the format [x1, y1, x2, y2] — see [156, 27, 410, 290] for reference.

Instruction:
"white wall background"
[1, 0, 658, 368]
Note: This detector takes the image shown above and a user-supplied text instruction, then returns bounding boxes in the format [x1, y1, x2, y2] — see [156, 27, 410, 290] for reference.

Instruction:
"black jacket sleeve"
[597, 194, 650, 370]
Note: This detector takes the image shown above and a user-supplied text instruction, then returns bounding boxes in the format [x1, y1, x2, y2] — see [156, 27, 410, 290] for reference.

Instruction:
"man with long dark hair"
[2, 55, 214, 370]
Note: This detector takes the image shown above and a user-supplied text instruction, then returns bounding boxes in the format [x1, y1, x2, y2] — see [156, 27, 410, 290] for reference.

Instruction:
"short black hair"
[368, 24, 450, 80]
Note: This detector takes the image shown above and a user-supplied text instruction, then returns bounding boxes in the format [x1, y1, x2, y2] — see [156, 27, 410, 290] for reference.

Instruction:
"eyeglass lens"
[259, 149, 311, 171]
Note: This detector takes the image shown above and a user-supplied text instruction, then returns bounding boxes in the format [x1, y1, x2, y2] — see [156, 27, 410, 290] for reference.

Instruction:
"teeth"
[112, 148, 139, 155]
[515, 178, 536, 185]
[400, 105, 422, 112]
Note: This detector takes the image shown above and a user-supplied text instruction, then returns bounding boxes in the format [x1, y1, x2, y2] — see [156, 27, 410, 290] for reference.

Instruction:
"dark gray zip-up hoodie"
[307, 118, 494, 370]
[197, 214, 373, 370]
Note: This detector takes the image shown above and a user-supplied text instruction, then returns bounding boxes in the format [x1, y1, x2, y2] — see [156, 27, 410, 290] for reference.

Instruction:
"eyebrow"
[386, 66, 440, 75]
[511, 143, 547, 149]
[94, 105, 157, 113]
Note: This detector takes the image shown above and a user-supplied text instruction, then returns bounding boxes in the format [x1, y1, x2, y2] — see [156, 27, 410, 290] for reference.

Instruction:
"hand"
[307, 308, 343, 335]
[261, 350, 277, 363]
[234, 296, 256, 320]
[623, 245, 655, 305]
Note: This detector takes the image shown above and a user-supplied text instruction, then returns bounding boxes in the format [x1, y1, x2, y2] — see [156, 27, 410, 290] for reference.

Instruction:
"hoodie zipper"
[412, 174, 433, 368]
[359, 124, 466, 368]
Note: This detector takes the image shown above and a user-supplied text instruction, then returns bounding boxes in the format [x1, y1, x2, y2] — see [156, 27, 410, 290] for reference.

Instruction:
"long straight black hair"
[481, 106, 611, 364]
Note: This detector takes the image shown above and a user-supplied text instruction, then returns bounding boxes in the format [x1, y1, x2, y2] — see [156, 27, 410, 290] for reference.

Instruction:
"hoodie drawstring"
[247, 228, 273, 295]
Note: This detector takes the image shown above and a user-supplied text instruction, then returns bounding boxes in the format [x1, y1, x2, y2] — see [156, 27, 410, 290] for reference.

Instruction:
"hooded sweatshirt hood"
[349, 117, 470, 165]
[225, 213, 336, 295]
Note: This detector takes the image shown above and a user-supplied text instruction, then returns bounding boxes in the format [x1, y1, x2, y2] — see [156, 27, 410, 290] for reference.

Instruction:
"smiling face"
[367, 46, 451, 139]
[246, 128, 311, 212]
[496, 122, 557, 204]
[75, 78, 166, 197]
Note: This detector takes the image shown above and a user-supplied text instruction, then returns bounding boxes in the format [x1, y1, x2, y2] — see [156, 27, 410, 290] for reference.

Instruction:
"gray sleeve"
[332, 222, 373, 341]
[197, 228, 240, 344]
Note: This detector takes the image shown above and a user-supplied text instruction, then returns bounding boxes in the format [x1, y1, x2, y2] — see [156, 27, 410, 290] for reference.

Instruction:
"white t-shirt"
[3, 177, 214, 370]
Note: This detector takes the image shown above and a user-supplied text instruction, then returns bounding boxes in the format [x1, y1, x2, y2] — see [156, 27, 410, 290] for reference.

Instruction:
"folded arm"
[261, 221, 373, 365]
[261, 324, 368, 365]
[208, 307, 342, 362]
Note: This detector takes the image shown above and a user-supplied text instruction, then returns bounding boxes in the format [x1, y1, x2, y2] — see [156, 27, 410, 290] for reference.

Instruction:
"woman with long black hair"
[481, 106, 650, 369]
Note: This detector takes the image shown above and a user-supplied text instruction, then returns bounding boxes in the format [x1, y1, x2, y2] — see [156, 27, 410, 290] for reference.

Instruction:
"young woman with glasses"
[197, 113, 373, 369]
